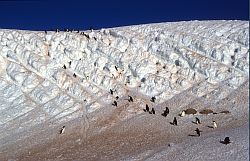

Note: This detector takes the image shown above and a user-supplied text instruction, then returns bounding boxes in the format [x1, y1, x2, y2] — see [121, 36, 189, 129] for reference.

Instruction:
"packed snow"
[0, 20, 248, 160]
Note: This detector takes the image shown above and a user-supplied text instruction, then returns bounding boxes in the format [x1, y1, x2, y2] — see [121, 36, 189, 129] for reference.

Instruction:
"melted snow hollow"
[0, 20, 248, 160]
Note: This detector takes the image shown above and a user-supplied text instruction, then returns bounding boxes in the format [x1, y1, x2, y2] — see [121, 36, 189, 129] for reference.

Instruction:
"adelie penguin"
[112, 100, 117, 107]
[145, 104, 149, 112]
[173, 117, 177, 126]
[195, 117, 201, 124]
[195, 128, 202, 136]
[151, 108, 155, 114]
[162, 107, 169, 117]
[180, 110, 186, 117]
[128, 95, 133, 102]
[221, 137, 231, 144]
[73, 73, 77, 78]
[60, 126, 65, 134]
[212, 121, 217, 128]
[150, 96, 156, 103]
[110, 89, 114, 95]
[115, 96, 119, 100]
[115, 66, 118, 71]
[63, 64, 67, 69]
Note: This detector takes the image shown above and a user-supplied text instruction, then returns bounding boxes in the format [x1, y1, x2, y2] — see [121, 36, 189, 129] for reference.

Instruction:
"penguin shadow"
[220, 140, 226, 144]
[169, 122, 177, 126]
[188, 134, 198, 137]
[220, 140, 231, 144]
[192, 121, 198, 124]
[162, 113, 168, 117]
[207, 125, 214, 128]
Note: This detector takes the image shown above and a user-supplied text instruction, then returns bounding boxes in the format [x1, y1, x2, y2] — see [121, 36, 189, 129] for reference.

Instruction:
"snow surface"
[0, 20, 248, 160]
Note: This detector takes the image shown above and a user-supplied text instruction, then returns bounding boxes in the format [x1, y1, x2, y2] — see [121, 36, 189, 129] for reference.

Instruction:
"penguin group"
[143, 104, 155, 114]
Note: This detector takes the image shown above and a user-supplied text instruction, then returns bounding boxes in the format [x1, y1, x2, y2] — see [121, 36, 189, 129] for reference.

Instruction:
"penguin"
[151, 108, 155, 114]
[150, 96, 156, 103]
[146, 104, 149, 112]
[173, 117, 177, 126]
[195, 117, 201, 124]
[68, 61, 72, 67]
[221, 137, 231, 144]
[213, 121, 217, 128]
[56, 29, 59, 33]
[115, 96, 119, 100]
[73, 73, 77, 78]
[60, 126, 65, 134]
[110, 89, 114, 95]
[44, 30, 47, 34]
[115, 66, 118, 71]
[180, 110, 186, 117]
[112, 101, 117, 107]
[165, 107, 169, 115]
[63, 64, 67, 69]
[195, 128, 202, 136]
[162, 107, 169, 117]
[128, 95, 133, 102]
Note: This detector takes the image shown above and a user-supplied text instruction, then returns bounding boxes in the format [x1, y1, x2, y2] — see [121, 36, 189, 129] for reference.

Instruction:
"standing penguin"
[165, 107, 169, 115]
[128, 95, 134, 102]
[60, 126, 65, 134]
[195, 117, 201, 124]
[195, 128, 202, 136]
[145, 104, 149, 112]
[112, 101, 117, 107]
[173, 117, 177, 126]
[110, 89, 114, 95]
[151, 108, 155, 114]
[213, 121, 217, 128]
[115, 66, 118, 71]
[180, 110, 186, 117]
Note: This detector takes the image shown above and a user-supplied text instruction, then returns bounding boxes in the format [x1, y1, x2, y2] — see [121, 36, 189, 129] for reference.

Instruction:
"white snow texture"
[0, 20, 248, 160]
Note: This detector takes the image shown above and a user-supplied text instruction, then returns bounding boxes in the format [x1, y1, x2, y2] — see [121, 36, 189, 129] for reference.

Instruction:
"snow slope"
[0, 20, 248, 160]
